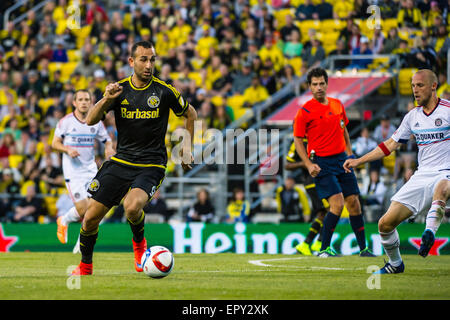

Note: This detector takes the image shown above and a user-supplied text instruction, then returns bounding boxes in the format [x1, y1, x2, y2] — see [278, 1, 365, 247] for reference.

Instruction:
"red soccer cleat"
[132, 238, 147, 272]
[71, 262, 93, 276]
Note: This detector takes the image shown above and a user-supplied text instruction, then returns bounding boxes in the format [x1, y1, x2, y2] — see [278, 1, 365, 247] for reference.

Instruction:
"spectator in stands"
[328, 38, 350, 70]
[51, 38, 68, 63]
[295, 0, 317, 21]
[39, 155, 63, 193]
[408, 36, 437, 70]
[354, 127, 378, 159]
[226, 187, 250, 223]
[395, 167, 414, 192]
[371, 28, 385, 54]
[301, 37, 325, 69]
[7, 45, 24, 72]
[372, 114, 397, 145]
[210, 102, 231, 130]
[187, 188, 215, 223]
[348, 36, 373, 70]
[0, 132, 17, 161]
[260, 66, 277, 95]
[280, 14, 300, 43]
[360, 169, 387, 222]
[211, 64, 233, 97]
[393, 101, 418, 180]
[316, 0, 334, 20]
[354, 127, 382, 173]
[86, 1, 109, 25]
[231, 61, 253, 95]
[283, 29, 303, 59]
[258, 36, 284, 73]
[278, 64, 296, 89]
[397, 0, 423, 30]
[143, 189, 170, 221]
[339, 18, 356, 50]
[382, 27, 402, 54]
[275, 176, 311, 223]
[13, 184, 45, 223]
[347, 23, 362, 53]
[243, 75, 269, 107]
[0, 168, 21, 216]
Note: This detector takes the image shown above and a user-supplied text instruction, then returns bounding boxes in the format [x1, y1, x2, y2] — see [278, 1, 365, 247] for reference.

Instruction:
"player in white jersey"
[343, 69, 450, 274]
[52, 90, 114, 246]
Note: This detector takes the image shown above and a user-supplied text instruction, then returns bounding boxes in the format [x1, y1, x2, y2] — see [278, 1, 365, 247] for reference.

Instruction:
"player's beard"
[138, 69, 153, 82]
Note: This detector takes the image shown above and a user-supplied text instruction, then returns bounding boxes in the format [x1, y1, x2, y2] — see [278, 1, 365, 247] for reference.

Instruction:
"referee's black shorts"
[87, 160, 166, 209]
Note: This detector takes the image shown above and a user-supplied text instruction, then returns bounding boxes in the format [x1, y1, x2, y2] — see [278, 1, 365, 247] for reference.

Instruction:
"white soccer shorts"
[65, 174, 96, 204]
[391, 170, 450, 217]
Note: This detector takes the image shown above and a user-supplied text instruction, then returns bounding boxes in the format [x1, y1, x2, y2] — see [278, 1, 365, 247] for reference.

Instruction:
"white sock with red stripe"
[60, 207, 81, 225]
[379, 229, 402, 267]
[425, 200, 445, 235]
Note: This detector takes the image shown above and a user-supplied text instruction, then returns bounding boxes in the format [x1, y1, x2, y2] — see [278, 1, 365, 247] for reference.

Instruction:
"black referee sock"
[305, 218, 323, 244]
[80, 227, 98, 264]
[128, 211, 145, 243]
[320, 212, 340, 251]
[350, 214, 367, 251]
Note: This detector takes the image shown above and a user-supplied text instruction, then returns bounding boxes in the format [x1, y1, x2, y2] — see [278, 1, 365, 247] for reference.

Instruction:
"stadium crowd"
[0, 0, 449, 223]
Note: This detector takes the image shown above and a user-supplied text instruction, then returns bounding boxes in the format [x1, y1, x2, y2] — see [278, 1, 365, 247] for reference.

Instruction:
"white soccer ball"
[141, 246, 174, 278]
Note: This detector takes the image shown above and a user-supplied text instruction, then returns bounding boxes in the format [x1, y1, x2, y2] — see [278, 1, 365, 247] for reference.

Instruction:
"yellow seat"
[320, 19, 345, 33]
[48, 61, 78, 83]
[299, 20, 321, 33]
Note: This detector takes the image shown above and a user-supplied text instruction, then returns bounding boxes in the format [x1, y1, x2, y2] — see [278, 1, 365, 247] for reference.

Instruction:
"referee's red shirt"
[293, 97, 349, 157]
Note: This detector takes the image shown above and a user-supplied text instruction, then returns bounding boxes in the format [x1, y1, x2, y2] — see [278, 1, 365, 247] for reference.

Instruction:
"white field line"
[248, 257, 363, 271]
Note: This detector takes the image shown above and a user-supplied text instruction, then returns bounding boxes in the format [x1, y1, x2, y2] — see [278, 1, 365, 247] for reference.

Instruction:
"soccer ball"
[141, 246, 174, 278]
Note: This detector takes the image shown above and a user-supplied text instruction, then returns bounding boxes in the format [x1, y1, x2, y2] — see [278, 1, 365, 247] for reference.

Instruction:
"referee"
[293, 67, 375, 258]
[72, 41, 197, 275]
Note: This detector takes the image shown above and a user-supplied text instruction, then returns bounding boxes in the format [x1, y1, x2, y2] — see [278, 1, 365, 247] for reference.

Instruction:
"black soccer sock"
[128, 211, 145, 243]
[320, 212, 340, 251]
[305, 218, 323, 244]
[350, 214, 367, 251]
[80, 227, 98, 264]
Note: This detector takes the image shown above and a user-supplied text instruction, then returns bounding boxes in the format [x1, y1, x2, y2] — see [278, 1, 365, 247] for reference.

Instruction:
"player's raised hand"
[104, 82, 123, 100]
[343, 158, 359, 173]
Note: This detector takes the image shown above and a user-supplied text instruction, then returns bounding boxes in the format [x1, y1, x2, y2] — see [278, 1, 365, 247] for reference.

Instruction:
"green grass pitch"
[0, 252, 449, 300]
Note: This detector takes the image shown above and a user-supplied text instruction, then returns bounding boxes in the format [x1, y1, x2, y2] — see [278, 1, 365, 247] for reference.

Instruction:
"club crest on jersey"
[148, 95, 160, 108]
[340, 119, 345, 128]
[88, 179, 100, 192]
[435, 118, 442, 126]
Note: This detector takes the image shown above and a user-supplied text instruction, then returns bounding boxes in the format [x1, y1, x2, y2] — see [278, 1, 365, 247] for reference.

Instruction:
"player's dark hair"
[73, 89, 91, 101]
[307, 67, 328, 84]
[131, 41, 155, 58]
